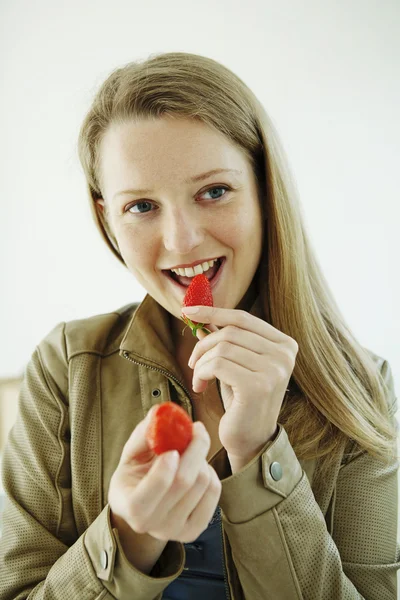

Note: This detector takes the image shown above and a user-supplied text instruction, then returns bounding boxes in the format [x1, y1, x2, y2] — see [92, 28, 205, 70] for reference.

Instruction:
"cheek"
[217, 209, 259, 247]
[115, 224, 157, 267]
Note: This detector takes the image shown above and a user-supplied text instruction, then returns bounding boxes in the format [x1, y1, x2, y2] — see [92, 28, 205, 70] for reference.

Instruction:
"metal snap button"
[100, 550, 108, 570]
[270, 461, 283, 481]
[152, 389, 161, 397]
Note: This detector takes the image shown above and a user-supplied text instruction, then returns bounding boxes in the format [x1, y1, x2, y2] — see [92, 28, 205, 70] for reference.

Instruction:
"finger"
[149, 465, 222, 543]
[147, 461, 211, 537]
[178, 467, 222, 542]
[129, 421, 209, 527]
[146, 422, 211, 519]
[193, 356, 250, 392]
[178, 421, 210, 476]
[120, 405, 159, 465]
[196, 324, 219, 341]
[182, 306, 286, 343]
[186, 467, 222, 528]
[128, 450, 180, 532]
[190, 327, 271, 368]
[192, 342, 261, 394]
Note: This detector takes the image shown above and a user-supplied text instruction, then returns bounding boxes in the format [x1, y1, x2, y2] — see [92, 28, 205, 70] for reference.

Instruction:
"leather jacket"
[1, 293, 399, 599]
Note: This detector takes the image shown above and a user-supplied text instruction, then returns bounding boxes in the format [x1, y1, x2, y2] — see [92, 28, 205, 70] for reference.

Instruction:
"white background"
[0, 0, 399, 587]
[1, 0, 399, 405]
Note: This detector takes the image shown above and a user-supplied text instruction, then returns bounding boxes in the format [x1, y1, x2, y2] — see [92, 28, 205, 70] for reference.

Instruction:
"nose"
[162, 206, 205, 254]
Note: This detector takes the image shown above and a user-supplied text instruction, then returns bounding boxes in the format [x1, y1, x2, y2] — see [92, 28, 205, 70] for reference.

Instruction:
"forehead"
[99, 117, 251, 196]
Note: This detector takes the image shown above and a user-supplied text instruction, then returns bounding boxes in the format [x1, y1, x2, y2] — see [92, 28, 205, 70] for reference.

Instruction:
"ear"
[95, 198, 105, 214]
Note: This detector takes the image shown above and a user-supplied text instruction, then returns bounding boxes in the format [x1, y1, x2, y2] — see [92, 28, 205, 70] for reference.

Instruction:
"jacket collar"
[119, 293, 179, 378]
[119, 293, 265, 383]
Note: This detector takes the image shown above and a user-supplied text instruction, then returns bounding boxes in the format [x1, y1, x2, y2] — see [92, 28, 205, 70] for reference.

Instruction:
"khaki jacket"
[0, 293, 399, 599]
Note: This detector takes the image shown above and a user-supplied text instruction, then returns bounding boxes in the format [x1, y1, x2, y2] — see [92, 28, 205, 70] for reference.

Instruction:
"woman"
[1, 52, 398, 600]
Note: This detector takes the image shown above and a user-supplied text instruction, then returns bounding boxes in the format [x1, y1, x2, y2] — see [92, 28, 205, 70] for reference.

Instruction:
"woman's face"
[97, 116, 264, 321]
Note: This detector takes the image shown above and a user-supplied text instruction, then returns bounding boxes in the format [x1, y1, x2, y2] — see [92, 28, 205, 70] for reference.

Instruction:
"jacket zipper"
[220, 517, 232, 600]
[121, 350, 194, 414]
[179, 570, 224, 581]
[122, 350, 233, 600]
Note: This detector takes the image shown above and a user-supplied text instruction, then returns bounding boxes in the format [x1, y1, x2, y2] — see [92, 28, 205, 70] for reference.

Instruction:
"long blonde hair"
[77, 51, 397, 474]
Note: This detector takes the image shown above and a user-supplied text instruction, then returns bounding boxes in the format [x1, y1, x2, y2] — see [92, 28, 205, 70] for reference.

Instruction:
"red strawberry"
[146, 402, 193, 455]
[181, 273, 214, 337]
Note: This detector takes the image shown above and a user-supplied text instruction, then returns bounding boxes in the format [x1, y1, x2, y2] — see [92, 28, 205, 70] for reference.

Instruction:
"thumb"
[120, 405, 158, 465]
[196, 323, 218, 340]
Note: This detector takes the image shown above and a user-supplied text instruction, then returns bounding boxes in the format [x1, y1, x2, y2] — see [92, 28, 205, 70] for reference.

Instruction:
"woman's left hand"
[182, 305, 299, 471]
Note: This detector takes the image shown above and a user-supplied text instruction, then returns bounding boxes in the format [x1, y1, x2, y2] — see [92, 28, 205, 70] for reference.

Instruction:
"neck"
[235, 277, 259, 312]
[170, 310, 198, 357]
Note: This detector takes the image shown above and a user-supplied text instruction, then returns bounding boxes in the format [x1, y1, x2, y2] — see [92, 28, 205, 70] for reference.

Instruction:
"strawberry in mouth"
[161, 257, 225, 336]
[181, 273, 214, 337]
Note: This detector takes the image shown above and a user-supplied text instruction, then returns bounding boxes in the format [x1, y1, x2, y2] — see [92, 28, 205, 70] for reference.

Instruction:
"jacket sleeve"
[219, 359, 400, 600]
[0, 323, 185, 600]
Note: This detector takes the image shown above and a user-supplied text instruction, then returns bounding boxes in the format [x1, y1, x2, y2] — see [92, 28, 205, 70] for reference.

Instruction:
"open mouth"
[163, 257, 225, 290]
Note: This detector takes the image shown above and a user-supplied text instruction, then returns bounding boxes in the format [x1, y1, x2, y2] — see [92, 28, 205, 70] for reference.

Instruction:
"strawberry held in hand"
[181, 274, 214, 337]
[146, 402, 193, 455]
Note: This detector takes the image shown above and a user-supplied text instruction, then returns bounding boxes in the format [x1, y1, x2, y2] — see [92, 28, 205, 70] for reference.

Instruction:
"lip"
[163, 256, 223, 271]
[163, 257, 226, 292]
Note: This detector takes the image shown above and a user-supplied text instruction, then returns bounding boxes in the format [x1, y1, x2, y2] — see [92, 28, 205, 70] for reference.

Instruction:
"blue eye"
[125, 185, 231, 215]
[202, 186, 229, 200]
[128, 201, 154, 214]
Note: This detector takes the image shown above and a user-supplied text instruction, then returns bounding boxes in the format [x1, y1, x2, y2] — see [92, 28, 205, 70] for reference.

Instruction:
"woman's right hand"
[108, 405, 222, 544]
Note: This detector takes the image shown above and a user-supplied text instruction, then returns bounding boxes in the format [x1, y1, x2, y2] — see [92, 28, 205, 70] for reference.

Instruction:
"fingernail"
[165, 450, 179, 468]
[182, 306, 199, 314]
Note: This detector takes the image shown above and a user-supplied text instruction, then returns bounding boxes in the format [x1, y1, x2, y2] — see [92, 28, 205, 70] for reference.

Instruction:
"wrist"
[228, 447, 262, 473]
[110, 508, 168, 573]
[228, 427, 279, 473]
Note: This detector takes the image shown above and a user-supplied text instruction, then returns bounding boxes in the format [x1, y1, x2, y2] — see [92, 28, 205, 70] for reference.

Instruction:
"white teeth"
[171, 258, 217, 277]
[193, 264, 203, 276]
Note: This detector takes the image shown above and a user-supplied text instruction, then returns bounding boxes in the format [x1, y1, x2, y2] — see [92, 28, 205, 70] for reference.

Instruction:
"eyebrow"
[112, 168, 242, 200]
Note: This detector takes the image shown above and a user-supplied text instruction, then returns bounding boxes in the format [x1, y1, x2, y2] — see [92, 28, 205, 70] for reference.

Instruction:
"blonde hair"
[77, 51, 397, 475]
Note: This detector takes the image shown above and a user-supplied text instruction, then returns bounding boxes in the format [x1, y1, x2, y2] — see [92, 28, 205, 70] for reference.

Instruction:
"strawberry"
[181, 273, 214, 337]
[146, 402, 193, 455]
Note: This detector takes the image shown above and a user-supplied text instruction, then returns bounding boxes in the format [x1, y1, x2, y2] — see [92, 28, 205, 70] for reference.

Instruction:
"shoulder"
[364, 347, 397, 415]
[341, 347, 398, 464]
[17, 303, 141, 410]
[36, 302, 141, 368]
[365, 347, 386, 373]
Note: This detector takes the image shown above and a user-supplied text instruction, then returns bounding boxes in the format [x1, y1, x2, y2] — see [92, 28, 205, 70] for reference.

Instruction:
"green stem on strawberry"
[181, 316, 212, 337]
